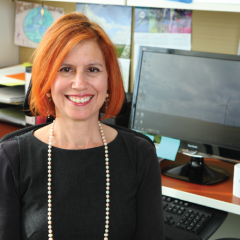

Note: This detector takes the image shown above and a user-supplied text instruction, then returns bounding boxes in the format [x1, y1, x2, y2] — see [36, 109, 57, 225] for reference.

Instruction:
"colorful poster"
[134, 8, 192, 78]
[14, 1, 64, 48]
[76, 3, 132, 92]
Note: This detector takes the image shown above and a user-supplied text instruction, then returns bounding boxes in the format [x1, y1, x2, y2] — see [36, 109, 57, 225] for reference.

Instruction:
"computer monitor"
[130, 46, 240, 185]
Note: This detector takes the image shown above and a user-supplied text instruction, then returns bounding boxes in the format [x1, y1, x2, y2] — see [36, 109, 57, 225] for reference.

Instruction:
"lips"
[65, 95, 93, 105]
[66, 95, 93, 103]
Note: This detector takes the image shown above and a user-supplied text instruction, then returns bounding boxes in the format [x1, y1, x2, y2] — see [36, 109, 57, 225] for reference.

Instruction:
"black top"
[0, 129, 165, 240]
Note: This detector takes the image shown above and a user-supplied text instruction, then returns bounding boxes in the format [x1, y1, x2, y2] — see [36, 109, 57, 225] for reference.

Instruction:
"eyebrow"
[60, 62, 104, 68]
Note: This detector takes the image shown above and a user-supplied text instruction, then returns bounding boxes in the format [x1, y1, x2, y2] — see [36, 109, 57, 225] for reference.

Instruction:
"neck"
[52, 116, 103, 150]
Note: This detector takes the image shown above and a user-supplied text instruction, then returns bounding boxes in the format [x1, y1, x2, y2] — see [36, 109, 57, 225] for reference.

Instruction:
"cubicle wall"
[0, 0, 19, 68]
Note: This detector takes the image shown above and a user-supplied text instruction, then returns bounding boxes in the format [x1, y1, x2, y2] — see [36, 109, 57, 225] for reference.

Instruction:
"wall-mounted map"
[14, 1, 64, 48]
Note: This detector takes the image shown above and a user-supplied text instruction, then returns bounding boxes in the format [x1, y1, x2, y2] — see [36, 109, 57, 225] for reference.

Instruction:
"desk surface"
[160, 153, 240, 215]
[0, 121, 22, 139]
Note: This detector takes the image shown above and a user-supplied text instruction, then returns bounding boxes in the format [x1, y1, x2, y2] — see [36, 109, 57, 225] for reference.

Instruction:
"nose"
[72, 72, 87, 90]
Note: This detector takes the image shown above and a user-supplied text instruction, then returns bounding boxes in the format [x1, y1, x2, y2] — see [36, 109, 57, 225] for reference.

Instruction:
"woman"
[0, 12, 165, 240]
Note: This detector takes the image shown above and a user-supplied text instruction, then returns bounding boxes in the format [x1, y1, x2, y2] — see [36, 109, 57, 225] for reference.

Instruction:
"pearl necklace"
[47, 120, 110, 240]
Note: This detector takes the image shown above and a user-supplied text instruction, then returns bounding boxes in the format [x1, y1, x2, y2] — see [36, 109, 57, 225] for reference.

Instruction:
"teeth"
[68, 96, 92, 103]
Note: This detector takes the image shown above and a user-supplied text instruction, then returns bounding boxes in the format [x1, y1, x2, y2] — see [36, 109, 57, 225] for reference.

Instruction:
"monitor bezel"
[130, 46, 240, 163]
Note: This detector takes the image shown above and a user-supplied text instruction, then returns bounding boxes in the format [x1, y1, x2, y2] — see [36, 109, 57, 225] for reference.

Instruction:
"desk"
[160, 153, 240, 239]
[0, 121, 22, 139]
[160, 153, 240, 215]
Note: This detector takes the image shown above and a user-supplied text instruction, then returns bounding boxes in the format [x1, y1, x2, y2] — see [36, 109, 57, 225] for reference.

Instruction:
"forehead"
[63, 40, 105, 65]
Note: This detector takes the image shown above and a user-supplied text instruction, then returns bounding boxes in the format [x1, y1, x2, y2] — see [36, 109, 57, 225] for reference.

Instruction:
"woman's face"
[51, 40, 108, 122]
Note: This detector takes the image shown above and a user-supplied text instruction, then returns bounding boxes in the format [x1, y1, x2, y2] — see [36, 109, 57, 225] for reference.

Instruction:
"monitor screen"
[131, 47, 240, 163]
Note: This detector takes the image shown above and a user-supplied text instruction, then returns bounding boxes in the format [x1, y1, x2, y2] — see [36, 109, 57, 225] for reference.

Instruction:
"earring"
[46, 93, 51, 102]
[46, 93, 51, 119]
[105, 93, 109, 109]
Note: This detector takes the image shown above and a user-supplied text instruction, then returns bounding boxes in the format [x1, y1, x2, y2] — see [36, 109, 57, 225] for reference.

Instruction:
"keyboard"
[162, 195, 228, 240]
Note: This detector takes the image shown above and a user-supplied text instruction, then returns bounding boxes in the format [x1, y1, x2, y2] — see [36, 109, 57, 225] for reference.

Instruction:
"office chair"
[0, 80, 153, 146]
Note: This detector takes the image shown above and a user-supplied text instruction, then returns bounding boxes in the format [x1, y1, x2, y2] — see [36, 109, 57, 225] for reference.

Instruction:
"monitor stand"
[161, 153, 229, 185]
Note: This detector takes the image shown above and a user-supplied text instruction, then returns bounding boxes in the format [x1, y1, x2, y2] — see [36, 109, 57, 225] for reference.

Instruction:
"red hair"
[29, 12, 125, 120]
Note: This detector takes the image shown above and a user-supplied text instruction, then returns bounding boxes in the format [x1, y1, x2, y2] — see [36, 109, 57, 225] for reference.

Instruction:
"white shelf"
[127, 0, 240, 12]
[43, 0, 126, 5]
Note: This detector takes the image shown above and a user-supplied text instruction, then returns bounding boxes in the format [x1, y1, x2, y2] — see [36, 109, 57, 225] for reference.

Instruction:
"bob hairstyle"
[29, 12, 125, 120]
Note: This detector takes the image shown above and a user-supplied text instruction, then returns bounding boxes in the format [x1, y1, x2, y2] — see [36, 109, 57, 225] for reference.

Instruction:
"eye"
[88, 67, 99, 73]
[59, 67, 74, 73]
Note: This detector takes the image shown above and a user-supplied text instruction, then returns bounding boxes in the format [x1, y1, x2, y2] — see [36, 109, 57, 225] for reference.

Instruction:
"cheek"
[51, 78, 67, 97]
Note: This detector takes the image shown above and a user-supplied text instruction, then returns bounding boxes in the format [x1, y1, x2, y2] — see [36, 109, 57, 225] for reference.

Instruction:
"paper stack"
[0, 86, 25, 104]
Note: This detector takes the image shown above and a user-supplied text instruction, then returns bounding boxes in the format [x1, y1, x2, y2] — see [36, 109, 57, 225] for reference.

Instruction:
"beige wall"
[0, 0, 19, 68]
[192, 10, 240, 55]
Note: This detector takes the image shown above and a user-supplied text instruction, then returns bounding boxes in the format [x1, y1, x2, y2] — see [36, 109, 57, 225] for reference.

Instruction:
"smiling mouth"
[66, 95, 93, 103]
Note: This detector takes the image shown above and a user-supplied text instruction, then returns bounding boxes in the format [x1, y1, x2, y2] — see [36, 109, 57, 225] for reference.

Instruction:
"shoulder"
[33, 124, 52, 144]
[0, 138, 19, 159]
[110, 127, 157, 162]
[0, 138, 19, 165]
[116, 128, 156, 154]
[0, 138, 20, 195]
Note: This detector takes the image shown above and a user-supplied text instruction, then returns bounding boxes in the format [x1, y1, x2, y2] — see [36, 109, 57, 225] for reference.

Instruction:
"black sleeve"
[0, 139, 21, 240]
[134, 137, 165, 240]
